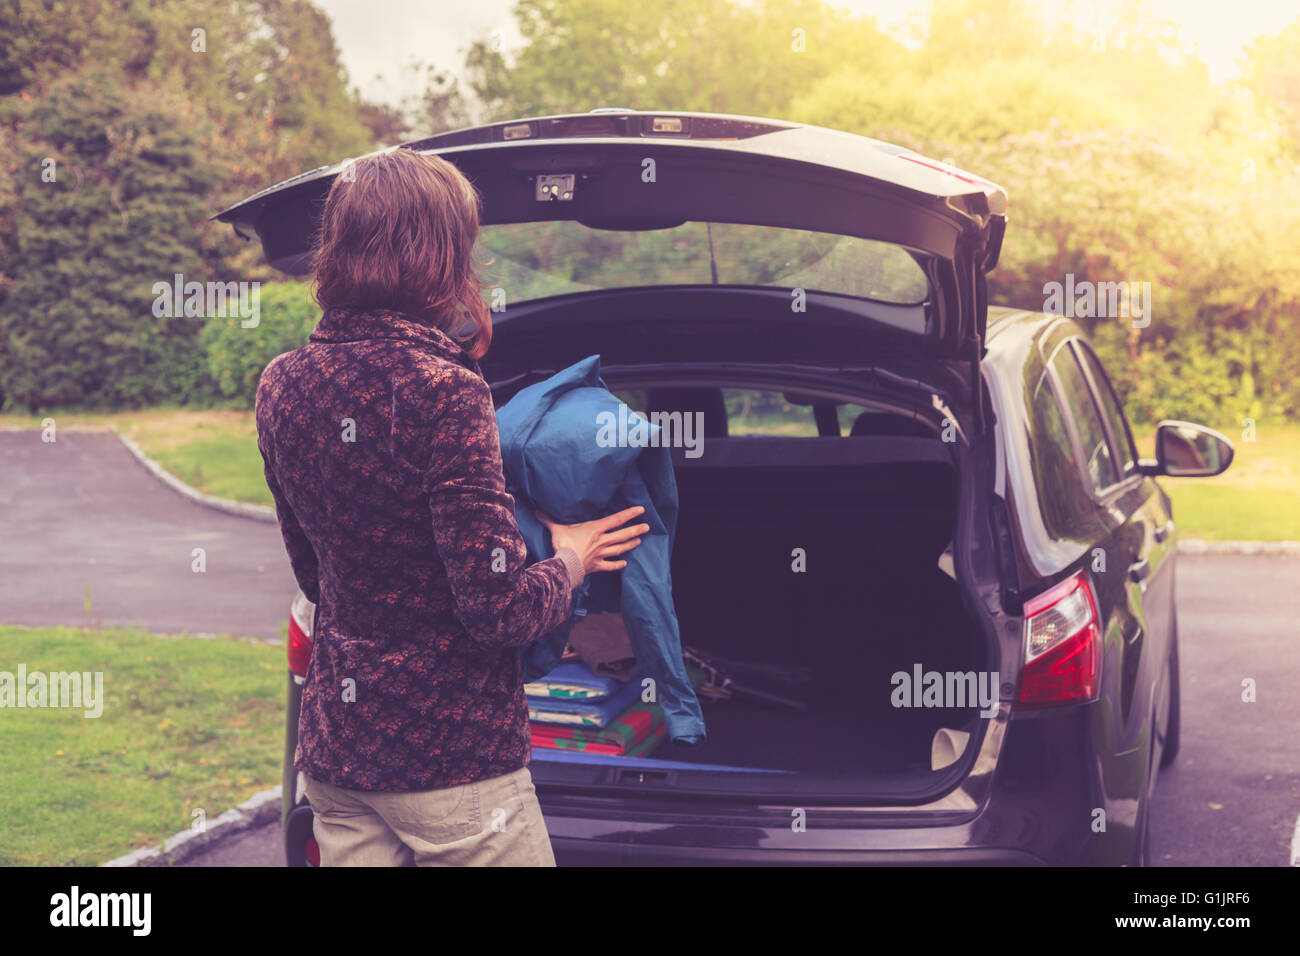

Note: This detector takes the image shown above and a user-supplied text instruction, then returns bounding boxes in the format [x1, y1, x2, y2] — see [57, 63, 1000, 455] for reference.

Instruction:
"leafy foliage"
[201, 280, 319, 407]
[1, 77, 217, 410]
[0, 0, 374, 411]
[3, 0, 1300, 425]
[464, 0, 1300, 427]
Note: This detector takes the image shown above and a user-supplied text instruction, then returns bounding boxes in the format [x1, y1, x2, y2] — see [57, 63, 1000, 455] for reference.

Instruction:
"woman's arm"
[421, 366, 585, 649]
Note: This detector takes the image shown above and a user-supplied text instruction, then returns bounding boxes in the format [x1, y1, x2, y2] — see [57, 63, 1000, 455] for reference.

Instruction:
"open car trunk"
[663, 436, 987, 779]
[528, 410, 995, 802]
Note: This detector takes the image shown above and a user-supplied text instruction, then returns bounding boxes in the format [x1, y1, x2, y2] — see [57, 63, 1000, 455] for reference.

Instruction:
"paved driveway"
[0, 430, 295, 640]
[1147, 553, 1300, 866]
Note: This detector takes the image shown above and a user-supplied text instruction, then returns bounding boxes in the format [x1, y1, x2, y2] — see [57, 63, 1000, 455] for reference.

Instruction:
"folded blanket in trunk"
[531, 699, 667, 756]
[527, 671, 645, 727]
[524, 660, 626, 700]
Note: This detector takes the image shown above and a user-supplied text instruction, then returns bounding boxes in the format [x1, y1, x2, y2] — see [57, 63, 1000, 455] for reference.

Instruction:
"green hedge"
[201, 281, 319, 408]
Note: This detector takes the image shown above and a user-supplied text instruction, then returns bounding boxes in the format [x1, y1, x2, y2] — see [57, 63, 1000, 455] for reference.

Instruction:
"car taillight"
[1017, 570, 1101, 707]
[287, 591, 315, 679]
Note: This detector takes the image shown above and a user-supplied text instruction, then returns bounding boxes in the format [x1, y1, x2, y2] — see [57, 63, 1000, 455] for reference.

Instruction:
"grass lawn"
[0, 625, 283, 866]
[113, 408, 271, 506]
[3, 407, 1297, 540]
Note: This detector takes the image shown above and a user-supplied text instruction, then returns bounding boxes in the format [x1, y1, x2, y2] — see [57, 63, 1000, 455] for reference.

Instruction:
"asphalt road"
[1147, 553, 1300, 866]
[0, 430, 295, 640]
[2, 429, 1296, 865]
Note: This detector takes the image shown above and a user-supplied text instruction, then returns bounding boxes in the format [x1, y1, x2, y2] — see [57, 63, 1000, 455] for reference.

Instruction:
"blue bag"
[496, 355, 707, 746]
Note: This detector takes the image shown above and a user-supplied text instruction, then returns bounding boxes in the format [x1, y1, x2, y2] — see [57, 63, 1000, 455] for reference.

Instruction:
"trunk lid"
[213, 110, 1007, 361]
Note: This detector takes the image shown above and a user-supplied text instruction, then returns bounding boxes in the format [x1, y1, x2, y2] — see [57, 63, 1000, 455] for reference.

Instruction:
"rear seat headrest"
[645, 387, 729, 437]
[849, 411, 933, 438]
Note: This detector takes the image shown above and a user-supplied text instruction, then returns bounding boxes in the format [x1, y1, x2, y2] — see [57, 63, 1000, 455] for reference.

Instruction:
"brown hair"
[313, 148, 492, 359]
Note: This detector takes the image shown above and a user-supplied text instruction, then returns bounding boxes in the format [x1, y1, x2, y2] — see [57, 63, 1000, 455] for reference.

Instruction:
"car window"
[1027, 371, 1102, 543]
[723, 389, 819, 436]
[614, 387, 820, 436]
[476, 222, 930, 310]
[613, 388, 918, 438]
[1073, 344, 1138, 477]
[1050, 347, 1119, 491]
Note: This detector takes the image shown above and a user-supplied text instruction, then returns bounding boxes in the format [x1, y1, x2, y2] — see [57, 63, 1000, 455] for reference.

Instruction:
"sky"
[314, 0, 1300, 109]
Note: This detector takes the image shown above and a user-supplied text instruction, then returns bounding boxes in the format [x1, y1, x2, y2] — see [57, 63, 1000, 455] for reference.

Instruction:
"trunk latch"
[616, 768, 673, 786]
[536, 174, 575, 201]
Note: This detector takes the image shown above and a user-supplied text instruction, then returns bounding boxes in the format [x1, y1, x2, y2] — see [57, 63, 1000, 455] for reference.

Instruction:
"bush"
[201, 281, 319, 407]
[0, 77, 218, 412]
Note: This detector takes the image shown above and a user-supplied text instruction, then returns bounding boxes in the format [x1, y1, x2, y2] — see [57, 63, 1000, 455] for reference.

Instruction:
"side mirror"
[1140, 421, 1234, 477]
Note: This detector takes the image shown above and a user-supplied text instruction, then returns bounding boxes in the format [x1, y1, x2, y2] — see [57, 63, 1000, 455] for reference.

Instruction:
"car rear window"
[476, 221, 930, 307]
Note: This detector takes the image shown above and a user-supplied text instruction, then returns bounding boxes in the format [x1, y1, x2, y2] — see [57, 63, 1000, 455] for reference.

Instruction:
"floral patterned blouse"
[256, 307, 578, 792]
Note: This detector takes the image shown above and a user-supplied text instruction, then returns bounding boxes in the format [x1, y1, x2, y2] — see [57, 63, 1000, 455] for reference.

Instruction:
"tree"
[1241, 19, 1300, 156]
[465, 0, 903, 120]
[0, 0, 390, 410]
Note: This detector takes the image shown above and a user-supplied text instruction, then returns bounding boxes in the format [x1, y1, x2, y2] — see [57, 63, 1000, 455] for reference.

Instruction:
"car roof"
[986, 306, 1037, 340]
[985, 306, 1095, 386]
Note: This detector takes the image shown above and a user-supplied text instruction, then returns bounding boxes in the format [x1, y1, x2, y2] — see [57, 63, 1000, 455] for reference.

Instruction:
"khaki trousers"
[304, 765, 557, 866]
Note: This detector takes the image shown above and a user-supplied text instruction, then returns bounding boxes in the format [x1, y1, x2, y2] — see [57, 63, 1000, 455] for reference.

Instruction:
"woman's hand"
[537, 506, 650, 575]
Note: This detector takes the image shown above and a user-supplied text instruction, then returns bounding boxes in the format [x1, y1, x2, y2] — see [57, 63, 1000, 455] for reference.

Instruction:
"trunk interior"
[659, 433, 990, 781]
[511, 376, 996, 799]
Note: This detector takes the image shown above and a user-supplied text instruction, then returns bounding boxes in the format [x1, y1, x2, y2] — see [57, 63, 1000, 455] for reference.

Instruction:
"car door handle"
[1153, 522, 1171, 543]
[1128, 559, 1151, 584]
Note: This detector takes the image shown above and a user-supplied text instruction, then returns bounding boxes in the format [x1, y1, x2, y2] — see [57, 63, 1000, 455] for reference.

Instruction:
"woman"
[255, 148, 649, 866]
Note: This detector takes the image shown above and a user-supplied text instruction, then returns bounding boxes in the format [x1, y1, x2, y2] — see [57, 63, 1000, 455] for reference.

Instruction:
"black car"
[216, 110, 1233, 866]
